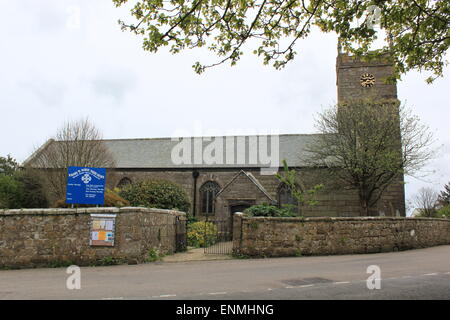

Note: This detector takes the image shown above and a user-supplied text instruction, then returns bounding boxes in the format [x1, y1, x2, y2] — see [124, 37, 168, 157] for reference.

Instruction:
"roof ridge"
[100, 133, 322, 142]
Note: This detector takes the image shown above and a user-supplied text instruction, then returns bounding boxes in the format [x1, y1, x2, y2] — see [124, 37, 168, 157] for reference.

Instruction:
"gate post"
[232, 212, 243, 255]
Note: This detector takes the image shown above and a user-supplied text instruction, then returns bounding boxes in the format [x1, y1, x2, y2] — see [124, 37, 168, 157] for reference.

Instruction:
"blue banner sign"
[66, 166, 106, 205]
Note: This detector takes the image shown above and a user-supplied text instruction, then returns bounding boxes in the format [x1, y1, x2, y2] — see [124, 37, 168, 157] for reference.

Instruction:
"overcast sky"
[1, 0, 449, 213]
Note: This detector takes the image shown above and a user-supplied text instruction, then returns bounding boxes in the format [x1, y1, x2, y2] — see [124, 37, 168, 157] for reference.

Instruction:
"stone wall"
[0, 207, 186, 268]
[233, 214, 450, 257]
[110, 167, 405, 218]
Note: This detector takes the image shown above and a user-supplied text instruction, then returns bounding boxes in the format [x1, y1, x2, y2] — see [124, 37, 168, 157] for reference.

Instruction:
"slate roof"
[24, 134, 321, 169]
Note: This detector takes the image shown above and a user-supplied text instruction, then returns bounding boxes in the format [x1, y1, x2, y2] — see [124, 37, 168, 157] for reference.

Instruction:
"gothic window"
[117, 177, 132, 188]
[278, 183, 299, 214]
[200, 181, 220, 214]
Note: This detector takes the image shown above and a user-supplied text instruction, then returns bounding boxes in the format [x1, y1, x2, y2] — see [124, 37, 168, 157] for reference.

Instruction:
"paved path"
[161, 248, 232, 262]
[0, 245, 449, 299]
[162, 244, 232, 263]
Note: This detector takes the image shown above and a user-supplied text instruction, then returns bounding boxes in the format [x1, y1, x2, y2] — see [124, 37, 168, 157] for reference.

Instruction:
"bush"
[53, 188, 130, 208]
[437, 205, 450, 218]
[244, 204, 298, 217]
[187, 222, 218, 248]
[0, 175, 22, 209]
[103, 189, 130, 207]
[146, 248, 165, 262]
[186, 214, 198, 224]
[0, 155, 19, 176]
[119, 179, 190, 212]
[0, 171, 48, 209]
[14, 171, 48, 208]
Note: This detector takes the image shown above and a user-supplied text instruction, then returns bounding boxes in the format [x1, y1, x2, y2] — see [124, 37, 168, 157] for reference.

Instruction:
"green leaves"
[243, 203, 298, 217]
[119, 179, 191, 213]
[0, 170, 48, 209]
[114, 0, 449, 79]
[187, 222, 218, 247]
[307, 98, 434, 213]
[0, 175, 22, 209]
[276, 159, 323, 207]
[437, 205, 450, 219]
[0, 155, 19, 176]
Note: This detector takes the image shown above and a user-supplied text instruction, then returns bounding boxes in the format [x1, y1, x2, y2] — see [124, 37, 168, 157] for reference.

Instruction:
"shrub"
[244, 204, 298, 217]
[53, 188, 129, 208]
[187, 214, 198, 224]
[0, 155, 19, 176]
[94, 256, 121, 266]
[187, 221, 218, 248]
[119, 179, 190, 212]
[145, 248, 165, 262]
[0, 175, 22, 209]
[437, 205, 450, 218]
[103, 189, 130, 207]
[0, 169, 48, 209]
[14, 171, 48, 208]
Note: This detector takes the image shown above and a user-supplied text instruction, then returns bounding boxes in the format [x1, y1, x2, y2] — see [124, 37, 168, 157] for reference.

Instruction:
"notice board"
[90, 214, 116, 246]
[66, 166, 106, 205]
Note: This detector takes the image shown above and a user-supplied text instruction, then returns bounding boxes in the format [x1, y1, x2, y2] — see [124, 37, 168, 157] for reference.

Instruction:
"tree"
[0, 175, 22, 209]
[0, 155, 19, 176]
[306, 99, 434, 216]
[113, 0, 449, 81]
[0, 155, 48, 209]
[411, 187, 439, 217]
[275, 159, 323, 210]
[437, 182, 450, 206]
[26, 118, 116, 202]
[435, 182, 450, 218]
[13, 171, 48, 209]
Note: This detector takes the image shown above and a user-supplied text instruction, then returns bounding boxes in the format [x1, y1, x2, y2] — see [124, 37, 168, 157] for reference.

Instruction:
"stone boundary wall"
[0, 207, 186, 268]
[233, 214, 450, 257]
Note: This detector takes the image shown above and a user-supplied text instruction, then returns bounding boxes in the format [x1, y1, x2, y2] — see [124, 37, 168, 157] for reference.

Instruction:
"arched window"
[278, 183, 299, 214]
[117, 177, 132, 188]
[200, 181, 220, 214]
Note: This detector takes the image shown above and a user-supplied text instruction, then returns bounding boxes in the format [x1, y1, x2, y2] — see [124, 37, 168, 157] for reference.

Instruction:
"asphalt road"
[0, 245, 449, 300]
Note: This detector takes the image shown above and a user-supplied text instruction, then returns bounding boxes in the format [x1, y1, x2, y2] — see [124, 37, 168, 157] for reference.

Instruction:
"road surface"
[0, 245, 449, 299]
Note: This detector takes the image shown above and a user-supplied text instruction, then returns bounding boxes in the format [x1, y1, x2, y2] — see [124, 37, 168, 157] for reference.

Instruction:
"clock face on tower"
[360, 73, 375, 87]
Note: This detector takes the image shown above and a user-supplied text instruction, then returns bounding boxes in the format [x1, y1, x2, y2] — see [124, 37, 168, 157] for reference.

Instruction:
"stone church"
[27, 50, 406, 225]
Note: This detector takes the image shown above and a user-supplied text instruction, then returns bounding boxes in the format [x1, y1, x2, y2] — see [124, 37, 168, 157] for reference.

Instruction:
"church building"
[26, 50, 406, 229]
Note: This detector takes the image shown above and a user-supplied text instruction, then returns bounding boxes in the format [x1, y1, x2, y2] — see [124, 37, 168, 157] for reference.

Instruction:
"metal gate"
[175, 216, 187, 252]
[203, 218, 233, 254]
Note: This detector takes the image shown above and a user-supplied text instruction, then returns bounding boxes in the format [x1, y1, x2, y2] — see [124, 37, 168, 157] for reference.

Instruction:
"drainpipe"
[192, 169, 199, 217]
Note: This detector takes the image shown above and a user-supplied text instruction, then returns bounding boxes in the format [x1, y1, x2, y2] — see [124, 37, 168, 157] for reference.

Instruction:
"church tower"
[335, 44, 405, 217]
[336, 47, 397, 103]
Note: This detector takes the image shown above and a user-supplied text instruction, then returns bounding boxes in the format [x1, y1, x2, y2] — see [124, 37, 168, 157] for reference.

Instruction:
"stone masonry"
[110, 167, 405, 220]
[0, 207, 186, 268]
[233, 213, 450, 257]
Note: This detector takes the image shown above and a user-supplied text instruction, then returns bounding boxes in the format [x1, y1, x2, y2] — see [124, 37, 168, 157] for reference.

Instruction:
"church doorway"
[227, 201, 254, 239]
[230, 204, 251, 214]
